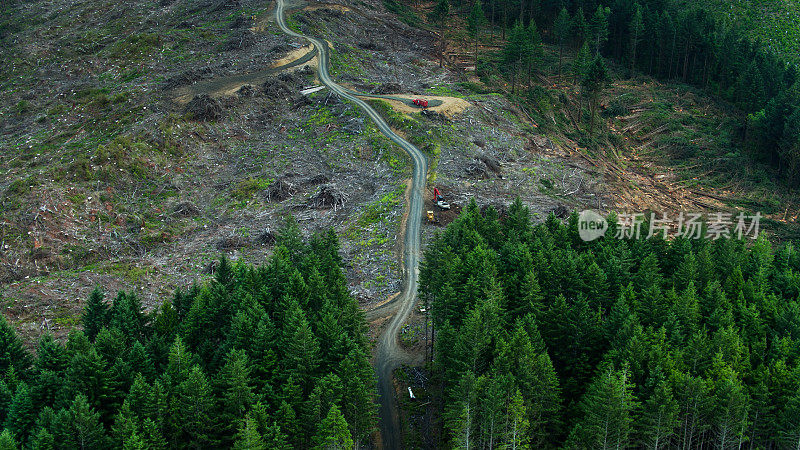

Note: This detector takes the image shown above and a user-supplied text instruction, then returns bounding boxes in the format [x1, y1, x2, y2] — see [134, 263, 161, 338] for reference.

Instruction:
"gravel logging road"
[275, 1, 427, 447]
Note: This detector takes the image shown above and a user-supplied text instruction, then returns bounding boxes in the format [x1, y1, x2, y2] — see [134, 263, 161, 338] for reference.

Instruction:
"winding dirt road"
[274, 1, 426, 447]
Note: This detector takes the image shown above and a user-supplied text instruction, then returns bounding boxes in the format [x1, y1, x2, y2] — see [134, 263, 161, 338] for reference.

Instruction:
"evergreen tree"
[709, 363, 750, 449]
[0, 381, 11, 425]
[581, 55, 610, 136]
[64, 347, 117, 422]
[0, 430, 17, 450]
[553, 7, 571, 76]
[638, 375, 679, 448]
[313, 405, 353, 450]
[572, 41, 591, 82]
[503, 21, 527, 94]
[93, 326, 125, 362]
[81, 288, 108, 342]
[503, 389, 529, 449]
[572, 7, 588, 44]
[215, 255, 234, 288]
[63, 394, 107, 450]
[218, 349, 254, 444]
[629, 3, 644, 73]
[4, 382, 35, 444]
[0, 314, 32, 375]
[466, 0, 487, 70]
[127, 340, 155, 382]
[780, 389, 800, 449]
[673, 372, 712, 448]
[233, 415, 266, 450]
[589, 6, 611, 55]
[122, 432, 145, 450]
[567, 366, 638, 449]
[110, 401, 139, 448]
[169, 365, 216, 448]
[109, 291, 147, 343]
[445, 372, 478, 449]
[525, 21, 542, 85]
[165, 337, 194, 385]
[428, 0, 449, 68]
[282, 301, 321, 389]
[337, 346, 376, 445]
[30, 426, 55, 450]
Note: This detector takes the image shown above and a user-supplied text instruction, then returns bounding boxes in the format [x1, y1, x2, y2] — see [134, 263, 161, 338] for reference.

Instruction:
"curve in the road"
[274, 1, 426, 448]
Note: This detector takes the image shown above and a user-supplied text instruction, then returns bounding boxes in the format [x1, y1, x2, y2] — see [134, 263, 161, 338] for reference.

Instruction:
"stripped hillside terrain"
[3, 0, 800, 447]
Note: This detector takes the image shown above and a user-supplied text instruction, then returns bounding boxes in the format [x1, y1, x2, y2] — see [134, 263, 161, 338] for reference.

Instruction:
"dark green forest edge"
[443, 0, 800, 184]
[420, 200, 800, 448]
[0, 227, 376, 449]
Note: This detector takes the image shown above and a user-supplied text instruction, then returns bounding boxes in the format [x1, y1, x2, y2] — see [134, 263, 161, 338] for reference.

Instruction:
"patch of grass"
[426, 84, 463, 97]
[91, 135, 154, 181]
[118, 69, 144, 82]
[47, 104, 68, 117]
[285, 15, 302, 33]
[99, 261, 154, 284]
[232, 177, 272, 200]
[53, 316, 80, 327]
[358, 186, 404, 228]
[156, 115, 188, 157]
[14, 100, 31, 114]
[1, 176, 34, 212]
[67, 194, 85, 205]
[367, 99, 419, 132]
[75, 87, 112, 110]
[329, 45, 368, 80]
[382, 0, 423, 27]
[307, 106, 335, 126]
[72, 30, 109, 55]
[60, 244, 93, 265]
[458, 81, 495, 95]
[107, 33, 161, 59]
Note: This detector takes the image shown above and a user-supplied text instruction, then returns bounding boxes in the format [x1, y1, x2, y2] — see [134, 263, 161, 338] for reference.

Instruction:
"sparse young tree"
[503, 21, 527, 94]
[581, 55, 610, 136]
[589, 5, 611, 55]
[553, 7, 571, 76]
[467, 0, 488, 70]
[573, 7, 588, 44]
[629, 4, 644, 74]
[428, 0, 450, 68]
[504, 389, 529, 449]
[525, 21, 543, 85]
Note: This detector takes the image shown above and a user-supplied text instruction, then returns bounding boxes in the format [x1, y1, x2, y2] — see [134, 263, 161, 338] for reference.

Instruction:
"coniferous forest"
[0, 227, 377, 449]
[451, 0, 800, 184]
[420, 200, 800, 448]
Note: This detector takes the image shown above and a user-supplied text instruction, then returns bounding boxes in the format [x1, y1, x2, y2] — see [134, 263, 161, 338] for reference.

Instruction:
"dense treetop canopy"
[421, 199, 800, 448]
[0, 225, 377, 449]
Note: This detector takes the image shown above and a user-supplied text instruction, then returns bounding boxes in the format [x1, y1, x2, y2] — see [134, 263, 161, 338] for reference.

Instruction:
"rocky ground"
[1, 0, 605, 344]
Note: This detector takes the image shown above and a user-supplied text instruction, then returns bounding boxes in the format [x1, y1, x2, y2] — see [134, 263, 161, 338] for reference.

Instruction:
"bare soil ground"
[372, 94, 471, 118]
[1, 0, 606, 346]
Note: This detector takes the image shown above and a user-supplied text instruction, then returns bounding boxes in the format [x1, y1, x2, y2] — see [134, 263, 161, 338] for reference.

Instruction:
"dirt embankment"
[371, 94, 471, 118]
